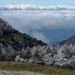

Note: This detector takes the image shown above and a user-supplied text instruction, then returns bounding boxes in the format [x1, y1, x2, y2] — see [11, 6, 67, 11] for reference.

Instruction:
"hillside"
[0, 18, 46, 61]
[60, 35, 75, 45]
[0, 18, 46, 49]
[0, 18, 75, 69]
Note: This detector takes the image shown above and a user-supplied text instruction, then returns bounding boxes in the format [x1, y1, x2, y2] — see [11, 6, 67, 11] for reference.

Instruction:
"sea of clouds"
[0, 5, 75, 43]
[1, 4, 75, 11]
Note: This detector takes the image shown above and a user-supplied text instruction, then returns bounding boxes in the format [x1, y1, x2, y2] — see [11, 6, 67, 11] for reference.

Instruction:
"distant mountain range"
[0, 4, 75, 10]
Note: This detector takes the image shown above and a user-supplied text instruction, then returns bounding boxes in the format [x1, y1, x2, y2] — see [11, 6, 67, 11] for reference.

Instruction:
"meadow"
[0, 61, 75, 75]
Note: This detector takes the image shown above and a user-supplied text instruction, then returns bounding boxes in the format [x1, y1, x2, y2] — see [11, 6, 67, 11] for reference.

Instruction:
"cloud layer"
[1, 4, 75, 11]
[1, 9, 75, 43]
[31, 32, 50, 43]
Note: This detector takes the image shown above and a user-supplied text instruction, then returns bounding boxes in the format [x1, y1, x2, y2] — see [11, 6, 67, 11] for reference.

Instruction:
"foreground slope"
[0, 61, 74, 75]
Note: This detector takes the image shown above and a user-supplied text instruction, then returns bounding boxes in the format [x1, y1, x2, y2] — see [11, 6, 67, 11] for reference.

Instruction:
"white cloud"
[31, 32, 50, 43]
[2, 4, 75, 11]
[1, 8, 75, 43]
[2, 10, 75, 32]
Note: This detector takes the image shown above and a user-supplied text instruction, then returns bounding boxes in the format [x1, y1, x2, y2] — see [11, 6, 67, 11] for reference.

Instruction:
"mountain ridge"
[59, 35, 75, 45]
[0, 18, 46, 51]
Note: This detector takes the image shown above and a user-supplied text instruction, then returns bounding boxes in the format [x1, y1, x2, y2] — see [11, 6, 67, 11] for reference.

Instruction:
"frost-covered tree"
[13, 44, 75, 68]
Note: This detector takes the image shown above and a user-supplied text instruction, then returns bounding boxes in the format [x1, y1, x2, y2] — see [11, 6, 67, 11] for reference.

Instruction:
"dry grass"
[0, 61, 75, 75]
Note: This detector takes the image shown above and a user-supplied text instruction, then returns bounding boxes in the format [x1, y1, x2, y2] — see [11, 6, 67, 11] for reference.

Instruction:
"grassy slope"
[0, 61, 75, 75]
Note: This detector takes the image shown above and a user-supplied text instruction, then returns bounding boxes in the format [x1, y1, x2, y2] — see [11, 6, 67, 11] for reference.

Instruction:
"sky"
[0, 0, 75, 6]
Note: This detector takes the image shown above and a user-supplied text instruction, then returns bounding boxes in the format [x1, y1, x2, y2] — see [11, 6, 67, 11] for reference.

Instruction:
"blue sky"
[0, 0, 75, 6]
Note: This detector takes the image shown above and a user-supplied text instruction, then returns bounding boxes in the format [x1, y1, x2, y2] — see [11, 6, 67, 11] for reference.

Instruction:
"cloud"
[2, 10, 75, 32]
[1, 9, 75, 43]
[31, 32, 50, 43]
[1, 4, 75, 11]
